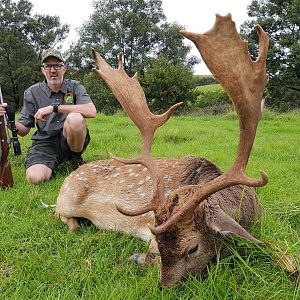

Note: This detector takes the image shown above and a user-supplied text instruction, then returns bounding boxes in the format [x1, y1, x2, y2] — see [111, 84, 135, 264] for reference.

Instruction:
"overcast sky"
[29, 0, 252, 74]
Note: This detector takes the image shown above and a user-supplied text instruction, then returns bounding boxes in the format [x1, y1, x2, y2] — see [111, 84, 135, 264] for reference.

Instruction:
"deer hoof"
[67, 217, 80, 232]
[129, 253, 159, 265]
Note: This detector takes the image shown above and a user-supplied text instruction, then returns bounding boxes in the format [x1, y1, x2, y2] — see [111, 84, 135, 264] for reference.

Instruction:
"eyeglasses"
[42, 63, 65, 70]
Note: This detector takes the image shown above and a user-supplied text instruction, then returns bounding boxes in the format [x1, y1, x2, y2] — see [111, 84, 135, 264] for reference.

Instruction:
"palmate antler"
[92, 50, 182, 215]
[182, 14, 269, 176]
[150, 14, 269, 234]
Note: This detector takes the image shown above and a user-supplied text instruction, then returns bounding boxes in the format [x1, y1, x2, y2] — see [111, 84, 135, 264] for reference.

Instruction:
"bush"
[141, 57, 199, 113]
[82, 72, 121, 114]
[193, 84, 231, 114]
[194, 75, 218, 86]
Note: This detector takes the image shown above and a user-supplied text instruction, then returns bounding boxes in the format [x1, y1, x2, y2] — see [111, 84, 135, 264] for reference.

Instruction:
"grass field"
[195, 83, 223, 92]
[1, 110, 299, 299]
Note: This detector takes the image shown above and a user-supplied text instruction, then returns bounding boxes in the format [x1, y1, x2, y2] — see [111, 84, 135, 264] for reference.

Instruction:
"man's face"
[41, 57, 67, 86]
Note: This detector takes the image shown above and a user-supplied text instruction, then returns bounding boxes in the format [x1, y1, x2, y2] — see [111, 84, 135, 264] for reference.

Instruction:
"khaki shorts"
[25, 130, 90, 172]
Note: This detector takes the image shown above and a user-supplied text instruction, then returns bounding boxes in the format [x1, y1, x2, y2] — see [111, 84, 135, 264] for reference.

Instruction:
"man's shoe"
[71, 156, 84, 170]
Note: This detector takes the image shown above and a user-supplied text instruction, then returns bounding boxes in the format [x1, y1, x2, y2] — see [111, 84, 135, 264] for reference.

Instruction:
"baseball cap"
[41, 48, 65, 64]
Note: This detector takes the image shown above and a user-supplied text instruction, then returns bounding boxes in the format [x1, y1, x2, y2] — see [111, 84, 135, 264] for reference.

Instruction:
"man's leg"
[62, 112, 88, 169]
[63, 112, 87, 152]
[25, 137, 60, 184]
[26, 164, 52, 184]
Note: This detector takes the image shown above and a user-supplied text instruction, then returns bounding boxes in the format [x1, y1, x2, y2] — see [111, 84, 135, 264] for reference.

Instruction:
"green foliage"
[241, 0, 300, 111]
[141, 56, 199, 113]
[82, 72, 121, 114]
[193, 84, 231, 114]
[0, 0, 69, 109]
[1, 111, 299, 298]
[157, 22, 199, 68]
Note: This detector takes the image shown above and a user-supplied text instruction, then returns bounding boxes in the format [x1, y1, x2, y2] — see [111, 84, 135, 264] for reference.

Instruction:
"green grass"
[195, 83, 223, 92]
[1, 110, 299, 299]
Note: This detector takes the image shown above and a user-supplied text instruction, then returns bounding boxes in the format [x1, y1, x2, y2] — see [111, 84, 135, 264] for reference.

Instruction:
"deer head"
[92, 13, 269, 286]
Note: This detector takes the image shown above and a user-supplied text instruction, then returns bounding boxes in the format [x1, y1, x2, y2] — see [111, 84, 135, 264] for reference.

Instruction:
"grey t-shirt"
[19, 79, 92, 140]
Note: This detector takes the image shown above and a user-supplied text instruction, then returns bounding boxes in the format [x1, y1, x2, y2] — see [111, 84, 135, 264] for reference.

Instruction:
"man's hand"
[0, 102, 7, 116]
[34, 105, 53, 121]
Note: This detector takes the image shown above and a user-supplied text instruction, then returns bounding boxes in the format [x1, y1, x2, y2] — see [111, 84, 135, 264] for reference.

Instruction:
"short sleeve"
[73, 83, 92, 105]
[18, 88, 36, 128]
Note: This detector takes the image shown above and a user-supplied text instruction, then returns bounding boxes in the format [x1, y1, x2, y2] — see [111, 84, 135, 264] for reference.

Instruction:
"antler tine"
[92, 49, 182, 216]
[150, 15, 269, 235]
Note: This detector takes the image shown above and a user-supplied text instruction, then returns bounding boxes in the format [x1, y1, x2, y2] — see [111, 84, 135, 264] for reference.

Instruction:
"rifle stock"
[0, 86, 14, 189]
[0, 114, 13, 188]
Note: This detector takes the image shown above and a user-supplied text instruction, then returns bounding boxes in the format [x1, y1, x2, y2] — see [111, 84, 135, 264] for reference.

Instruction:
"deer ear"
[201, 201, 262, 244]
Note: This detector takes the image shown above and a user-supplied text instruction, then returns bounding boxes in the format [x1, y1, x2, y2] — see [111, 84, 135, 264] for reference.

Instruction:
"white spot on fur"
[163, 175, 172, 181]
[77, 177, 88, 181]
[165, 190, 171, 196]
[128, 184, 134, 189]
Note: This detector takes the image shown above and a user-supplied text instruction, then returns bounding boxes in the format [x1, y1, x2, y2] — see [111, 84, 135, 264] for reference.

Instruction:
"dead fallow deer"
[55, 14, 269, 287]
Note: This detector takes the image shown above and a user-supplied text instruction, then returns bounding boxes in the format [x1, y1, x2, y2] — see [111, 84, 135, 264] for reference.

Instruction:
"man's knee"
[65, 113, 85, 131]
[26, 164, 52, 184]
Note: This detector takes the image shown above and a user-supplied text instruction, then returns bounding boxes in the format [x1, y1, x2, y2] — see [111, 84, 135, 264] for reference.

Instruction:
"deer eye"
[187, 244, 199, 257]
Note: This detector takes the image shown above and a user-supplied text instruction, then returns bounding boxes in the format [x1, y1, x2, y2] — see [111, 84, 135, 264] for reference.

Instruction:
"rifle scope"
[5, 105, 21, 156]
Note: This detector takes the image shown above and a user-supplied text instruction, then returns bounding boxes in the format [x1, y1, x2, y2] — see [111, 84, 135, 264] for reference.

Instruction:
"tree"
[154, 22, 199, 68]
[0, 0, 69, 109]
[241, 0, 300, 111]
[69, 0, 198, 74]
[194, 75, 218, 86]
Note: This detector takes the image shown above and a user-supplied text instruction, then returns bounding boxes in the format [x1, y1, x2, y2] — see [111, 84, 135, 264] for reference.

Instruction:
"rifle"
[0, 86, 21, 189]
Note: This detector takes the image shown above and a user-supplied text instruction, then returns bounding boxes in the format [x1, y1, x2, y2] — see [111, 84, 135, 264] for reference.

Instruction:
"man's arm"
[34, 103, 97, 121]
[15, 122, 31, 137]
[57, 103, 97, 118]
[0, 103, 31, 137]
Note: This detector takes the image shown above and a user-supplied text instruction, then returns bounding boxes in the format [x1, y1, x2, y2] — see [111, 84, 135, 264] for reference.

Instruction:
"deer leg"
[59, 215, 80, 232]
[67, 217, 80, 231]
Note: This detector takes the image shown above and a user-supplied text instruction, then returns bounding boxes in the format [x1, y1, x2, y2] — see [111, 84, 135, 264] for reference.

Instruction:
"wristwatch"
[52, 103, 60, 113]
